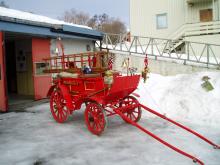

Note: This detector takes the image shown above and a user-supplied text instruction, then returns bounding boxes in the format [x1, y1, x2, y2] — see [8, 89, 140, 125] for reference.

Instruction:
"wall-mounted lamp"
[86, 45, 91, 51]
[188, 2, 194, 7]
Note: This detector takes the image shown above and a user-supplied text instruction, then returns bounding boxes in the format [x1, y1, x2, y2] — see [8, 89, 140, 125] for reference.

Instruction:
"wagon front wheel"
[121, 96, 142, 123]
[50, 88, 70, 123]
[85, 103, 107, 135]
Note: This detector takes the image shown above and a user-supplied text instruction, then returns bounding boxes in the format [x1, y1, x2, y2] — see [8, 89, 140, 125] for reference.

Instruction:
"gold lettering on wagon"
[63, 81, 79, 86]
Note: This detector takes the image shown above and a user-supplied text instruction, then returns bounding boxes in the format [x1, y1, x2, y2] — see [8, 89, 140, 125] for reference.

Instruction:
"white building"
[130, 0, 220, 44]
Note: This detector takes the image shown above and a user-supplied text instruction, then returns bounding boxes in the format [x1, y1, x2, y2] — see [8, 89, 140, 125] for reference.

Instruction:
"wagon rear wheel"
[85, 103, 107, 135]
[120, 96, 142, 123]
[50, 88, 70, 123]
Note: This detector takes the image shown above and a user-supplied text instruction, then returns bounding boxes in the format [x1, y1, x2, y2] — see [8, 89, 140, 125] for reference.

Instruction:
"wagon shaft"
[113, 103, 220, 165]
[114, 104, 139, 113]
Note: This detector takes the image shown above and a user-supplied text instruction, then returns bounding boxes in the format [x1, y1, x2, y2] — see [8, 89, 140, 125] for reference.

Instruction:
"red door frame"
[0, 31, 8, 112]
[32, 38, 51, 100]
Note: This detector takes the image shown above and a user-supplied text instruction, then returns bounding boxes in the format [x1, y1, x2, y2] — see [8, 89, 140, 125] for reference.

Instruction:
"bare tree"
[0, 1, 9, 8]
[102, 19, 126, 34]
[60, 9, 126, 35]
[87, 14, 98, 29]
[60, 8, 90, 25]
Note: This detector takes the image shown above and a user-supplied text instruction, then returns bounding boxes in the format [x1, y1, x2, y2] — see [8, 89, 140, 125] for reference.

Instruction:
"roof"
[0, 7, 103, 40]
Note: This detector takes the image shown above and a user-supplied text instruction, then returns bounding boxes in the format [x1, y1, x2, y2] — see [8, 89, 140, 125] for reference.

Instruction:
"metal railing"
[185, 21, 220, 36]
[96, 33, 220, 68]
[167, 21, 220, 40]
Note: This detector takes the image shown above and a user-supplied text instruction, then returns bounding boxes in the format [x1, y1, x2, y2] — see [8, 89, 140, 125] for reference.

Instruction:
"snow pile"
[136, 71, 220, 127]
[0, 6, 91, 29]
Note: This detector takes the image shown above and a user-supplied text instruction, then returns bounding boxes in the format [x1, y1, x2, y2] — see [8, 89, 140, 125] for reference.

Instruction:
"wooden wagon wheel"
[84, 102, 107, 135]
[120, 96, 142, 123]
[50, 88, 70, 123]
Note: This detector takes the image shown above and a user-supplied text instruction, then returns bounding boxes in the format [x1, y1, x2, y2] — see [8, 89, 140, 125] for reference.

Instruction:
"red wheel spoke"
[94, 122, 100, 130]
[91, 121, 96, 129]
[129, 113, 132, 120]
[54, 107, 58, 113]
[131, 113, 137, 120]
[133, 110, 138, 114]
[59, 113, 63, 121]
[57, 112, 60, 120]
[96, 121, 103, 129]
[60, 110, 65, 118]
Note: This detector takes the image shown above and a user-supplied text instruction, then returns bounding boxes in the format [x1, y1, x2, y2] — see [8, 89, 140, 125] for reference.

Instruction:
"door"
[0, 31, 8, 111]
[200, 9, 213, 22]
[32, 38, 51, 100]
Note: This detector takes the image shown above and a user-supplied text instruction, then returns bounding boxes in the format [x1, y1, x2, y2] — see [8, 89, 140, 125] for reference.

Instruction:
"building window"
[156, 13, 168, 29]
[35, 62, 50, 75]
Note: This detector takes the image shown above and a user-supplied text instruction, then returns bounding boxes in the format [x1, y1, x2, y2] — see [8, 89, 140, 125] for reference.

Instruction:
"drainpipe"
[213, 0, 216, 21]
[217, 0, 220, 21]
[185, 2, 188, 23]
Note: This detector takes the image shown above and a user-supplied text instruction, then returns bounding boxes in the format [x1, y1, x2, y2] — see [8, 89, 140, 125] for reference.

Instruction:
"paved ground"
[0, 103, 219, 165]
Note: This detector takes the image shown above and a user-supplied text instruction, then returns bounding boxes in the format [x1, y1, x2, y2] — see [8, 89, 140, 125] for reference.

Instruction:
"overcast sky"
[3, 0, 130, 27]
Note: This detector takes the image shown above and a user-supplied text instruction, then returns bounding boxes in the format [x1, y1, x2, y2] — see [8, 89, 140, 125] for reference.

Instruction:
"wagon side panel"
[105, 75, 140, 102]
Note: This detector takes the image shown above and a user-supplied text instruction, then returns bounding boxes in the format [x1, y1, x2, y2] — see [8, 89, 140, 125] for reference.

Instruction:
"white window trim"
[156, 13, 168, 29]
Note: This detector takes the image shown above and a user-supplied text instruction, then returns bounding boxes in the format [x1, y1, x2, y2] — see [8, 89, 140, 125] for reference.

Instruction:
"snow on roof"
[0, 6, 91, 29]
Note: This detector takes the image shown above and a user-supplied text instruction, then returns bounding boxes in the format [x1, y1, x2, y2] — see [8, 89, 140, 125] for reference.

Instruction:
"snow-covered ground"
[0, 72, 220, 165]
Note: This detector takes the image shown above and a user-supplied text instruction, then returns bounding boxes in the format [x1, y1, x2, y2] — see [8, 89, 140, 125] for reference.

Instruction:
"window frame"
[156, 13, 168, 29]
[34, 62, 50, 76]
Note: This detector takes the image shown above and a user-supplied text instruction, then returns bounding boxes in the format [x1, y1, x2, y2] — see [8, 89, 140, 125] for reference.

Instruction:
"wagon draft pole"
[44, 39, 219, 165]
[114, 104, 220, 165]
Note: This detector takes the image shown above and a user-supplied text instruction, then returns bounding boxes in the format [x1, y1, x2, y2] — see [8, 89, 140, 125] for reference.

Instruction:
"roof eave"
[0, 16, 104, 40]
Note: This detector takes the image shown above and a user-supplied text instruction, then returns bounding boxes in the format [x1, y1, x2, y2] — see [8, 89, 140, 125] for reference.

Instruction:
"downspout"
[185, 1, 188, 23]
[217, 0, 220, 21]
[213, 0, 216, 21]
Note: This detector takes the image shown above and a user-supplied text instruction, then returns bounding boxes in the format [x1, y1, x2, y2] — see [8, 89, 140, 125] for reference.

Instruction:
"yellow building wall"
[15, 40, 34, 96]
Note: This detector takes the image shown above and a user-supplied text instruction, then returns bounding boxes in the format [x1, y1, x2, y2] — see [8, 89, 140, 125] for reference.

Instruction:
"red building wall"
[32, 38, 51, 100]
[0, 32, 7, 111]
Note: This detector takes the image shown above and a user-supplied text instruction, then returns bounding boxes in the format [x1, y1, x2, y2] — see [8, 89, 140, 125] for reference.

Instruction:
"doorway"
[5, 41, 17, 94]
[5, 33, 34, 109]
[200, 9, 213, 22]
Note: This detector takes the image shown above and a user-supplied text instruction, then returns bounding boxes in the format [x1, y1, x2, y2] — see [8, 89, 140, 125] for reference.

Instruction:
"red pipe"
[140, 104, 220, 149]
[114, 108, 204, 165]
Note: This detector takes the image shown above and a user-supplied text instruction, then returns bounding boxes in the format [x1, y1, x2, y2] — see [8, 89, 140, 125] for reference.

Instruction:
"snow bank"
[0, 6, 91, 29]
[136, 71, 220, 127]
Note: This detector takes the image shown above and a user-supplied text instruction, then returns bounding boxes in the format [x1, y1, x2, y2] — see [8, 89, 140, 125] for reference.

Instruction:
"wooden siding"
[15, 40, 34, 96]
[130, 0, 220, 38]
[130, 0, 186, 38]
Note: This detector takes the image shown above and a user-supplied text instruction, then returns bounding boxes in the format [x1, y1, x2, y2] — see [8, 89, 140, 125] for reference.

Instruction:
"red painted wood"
[114, 106, 204, 165]
[32, 38, 51, 100]
[0, 32, 8, 112]
[140, 104, 220, 149]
